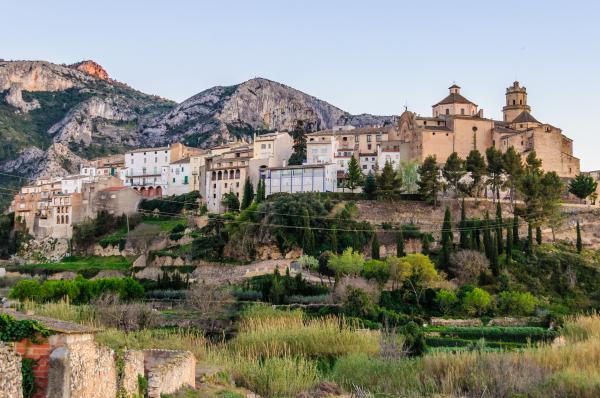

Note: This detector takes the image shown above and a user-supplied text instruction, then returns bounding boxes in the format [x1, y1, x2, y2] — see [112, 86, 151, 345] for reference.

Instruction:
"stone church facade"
[393, 81, 579, 177]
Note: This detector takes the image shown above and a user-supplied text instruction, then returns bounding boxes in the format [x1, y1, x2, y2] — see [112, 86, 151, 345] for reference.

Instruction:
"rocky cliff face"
[0, 60, 174, 186]
[69, 60, 110, 81]
[141, 78, 397, 148]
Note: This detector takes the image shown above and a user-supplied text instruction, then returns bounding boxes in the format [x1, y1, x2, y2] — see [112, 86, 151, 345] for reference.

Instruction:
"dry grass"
[230, 309, 380, 359]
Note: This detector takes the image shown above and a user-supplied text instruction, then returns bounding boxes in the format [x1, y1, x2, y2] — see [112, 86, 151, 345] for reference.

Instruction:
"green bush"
[425, 326, 556, 343]
[497, 291, 539, 316]
[139, 191, 200, 214]
[462, 287, 492, 316]
[9, 277, 145, 304]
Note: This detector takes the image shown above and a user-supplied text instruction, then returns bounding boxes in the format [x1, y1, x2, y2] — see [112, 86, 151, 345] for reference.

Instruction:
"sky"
[2, 0, 600, 169]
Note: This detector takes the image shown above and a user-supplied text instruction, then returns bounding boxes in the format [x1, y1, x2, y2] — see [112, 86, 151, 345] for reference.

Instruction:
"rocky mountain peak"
[68, 60, 110, 81]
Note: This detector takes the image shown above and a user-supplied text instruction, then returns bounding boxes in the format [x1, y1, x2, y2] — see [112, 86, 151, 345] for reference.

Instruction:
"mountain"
[0, 60, 174, 182]
[0, 59, 398, 208]
[141, 77, 397, 148]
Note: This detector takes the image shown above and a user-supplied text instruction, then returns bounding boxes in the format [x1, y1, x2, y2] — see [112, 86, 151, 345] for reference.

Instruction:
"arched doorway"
[155, 186, 163, 197]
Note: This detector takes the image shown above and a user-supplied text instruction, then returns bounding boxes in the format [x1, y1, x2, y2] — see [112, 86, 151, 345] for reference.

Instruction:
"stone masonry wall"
[48, 340, 117, 398]
[121, 350, 145, 397]
[144, 349, 196, 398]
[0, 342, 22, 398]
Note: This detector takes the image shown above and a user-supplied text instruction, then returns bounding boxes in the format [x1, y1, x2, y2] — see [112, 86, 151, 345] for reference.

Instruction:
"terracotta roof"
[433, 93, 476, 107]
[512, 111, 540, 124]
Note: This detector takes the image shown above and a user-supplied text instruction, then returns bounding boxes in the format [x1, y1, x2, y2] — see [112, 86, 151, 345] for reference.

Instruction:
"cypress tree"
[330, 226, 339, 254]
[526, 223, 533, 255]
[421, 235, 431, 255]
[474, 220, 482, 251]
[302, 209, 315, 255]
[396, 229, 405, 257]
[256, 179, 266, 203]
[513, 215, 520, 246]
[506, 222, 513, 265]
[371, 233, 380, 260]
[576, 220, 582, 253]
[459, 198, 468, 249]
[536, 226, 542, 245]
[240, 177, 254, 210]
[490, 233, 499, 276]
[440, 206, 453, 268]
[495, 202, 503, 254]
[483, 211, 492, 259]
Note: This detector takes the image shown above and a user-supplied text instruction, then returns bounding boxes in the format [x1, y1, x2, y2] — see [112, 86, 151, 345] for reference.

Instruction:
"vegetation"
[6, 256, 131, 278]
[9, 277, 144, 304]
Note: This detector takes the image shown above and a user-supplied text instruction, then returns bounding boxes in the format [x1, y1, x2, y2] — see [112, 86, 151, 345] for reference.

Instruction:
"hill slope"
[141, 77, 397, 147]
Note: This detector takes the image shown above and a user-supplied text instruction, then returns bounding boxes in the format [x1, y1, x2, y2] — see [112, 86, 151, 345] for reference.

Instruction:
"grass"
[7, 256, 131, 277]
[21, 299, 98, 326]
[229, 308, 380, 360]
[141, 217, 187, 232]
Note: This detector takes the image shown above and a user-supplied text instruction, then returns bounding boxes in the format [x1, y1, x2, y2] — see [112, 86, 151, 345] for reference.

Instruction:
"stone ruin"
[0, 310, 195, 398]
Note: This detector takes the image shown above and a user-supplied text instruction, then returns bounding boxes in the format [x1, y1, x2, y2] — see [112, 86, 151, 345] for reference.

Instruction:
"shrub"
[498, 291, 539, 316]
[9, 277, 145, 304]
[343, 287, 375, 318]
[361, 259, 390, 287]
[462, 287, 492, 316]
[328, 248, 364, 277]
[436, 289, 459, 315]
[449, 250, 490, 285]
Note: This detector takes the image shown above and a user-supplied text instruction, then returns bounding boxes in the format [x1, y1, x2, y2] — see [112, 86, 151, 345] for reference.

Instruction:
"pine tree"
[513, 215, 520, 246]
[396, 229, 405, 257]
[417, 155, 441, 206]
[363, 171, 377, 196]
[486, 146, 504, 203]
[442, 152, 466, 197]
[506, 222, 513, 265]
[302, 209, 315, 255]
[377, 161, 401, 191]
[502, 147, 523, 206]
[288, 120, 307, 165]
[576, 220, 582, 253]
[466, 149, 487, 198]
[459, 198, 468, 249]
[241, 177, 254, 210]
[569, 174, 598, 204]
[536, 226, 542, 245]
[495, 202, 503, 254]
[371, 233, 380, 260]
[346, 155, 363, 191]
[440, 206, 453, 268]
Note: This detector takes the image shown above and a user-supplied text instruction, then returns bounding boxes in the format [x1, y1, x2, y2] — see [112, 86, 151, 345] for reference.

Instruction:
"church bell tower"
[502, 81, 531, 123]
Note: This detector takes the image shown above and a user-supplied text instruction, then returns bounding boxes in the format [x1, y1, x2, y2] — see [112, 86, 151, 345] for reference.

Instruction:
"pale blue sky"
[2, 0, 600, 169]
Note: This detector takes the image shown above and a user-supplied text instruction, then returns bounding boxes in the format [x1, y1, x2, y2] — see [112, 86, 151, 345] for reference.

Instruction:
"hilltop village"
[8, 81, 583, 240]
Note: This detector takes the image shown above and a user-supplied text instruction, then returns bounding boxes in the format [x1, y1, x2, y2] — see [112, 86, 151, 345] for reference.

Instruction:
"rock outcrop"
[141, 77, 397, 148]
[69, 60, 110, 81]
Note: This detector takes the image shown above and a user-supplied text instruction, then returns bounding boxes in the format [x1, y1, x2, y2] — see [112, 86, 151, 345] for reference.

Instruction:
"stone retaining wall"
[0, 342, 22, 398]
[121, 350, 145, 397]
[144, 349, 196, 398]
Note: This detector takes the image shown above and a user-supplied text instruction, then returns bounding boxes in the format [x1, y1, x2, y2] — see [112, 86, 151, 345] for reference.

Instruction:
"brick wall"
[15, 339, 52, 398]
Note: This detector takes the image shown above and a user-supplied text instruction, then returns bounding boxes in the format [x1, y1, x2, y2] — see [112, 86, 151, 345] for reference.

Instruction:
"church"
[392, 82, 579, 177]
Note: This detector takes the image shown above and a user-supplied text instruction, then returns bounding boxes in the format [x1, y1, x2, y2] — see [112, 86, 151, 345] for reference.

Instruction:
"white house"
[261, 163, 337, 195]
[120, 146, 171, 197]
[60, 175, 92, 194]
[166, 157, 192, 196]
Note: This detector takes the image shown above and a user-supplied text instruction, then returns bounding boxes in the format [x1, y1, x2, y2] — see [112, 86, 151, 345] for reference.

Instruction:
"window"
[184, 176, 189, 184]
[445, 109, 450, 115]
[519, 100, 523, 105]
[460, 108, 465, 115]
[367, 135, 372, 142]
[367, 144, 372, 150]
[343, 136, 348, 141]
[354, 135, 359, 143]
[362, 165, 367, 169]
[144, 158, 147, 164]
[172, 178, 176, 183]
[261, 144, 266, 149]
[65, 215, 69, 224]
[423, 121, 427, 125]
[224, 183, 228, 188]
[236, 182, 240, 188]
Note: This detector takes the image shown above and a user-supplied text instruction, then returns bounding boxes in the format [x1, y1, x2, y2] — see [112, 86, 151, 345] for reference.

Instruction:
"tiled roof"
[512, 111, 540, 124]
[433, 93, 476, 107]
